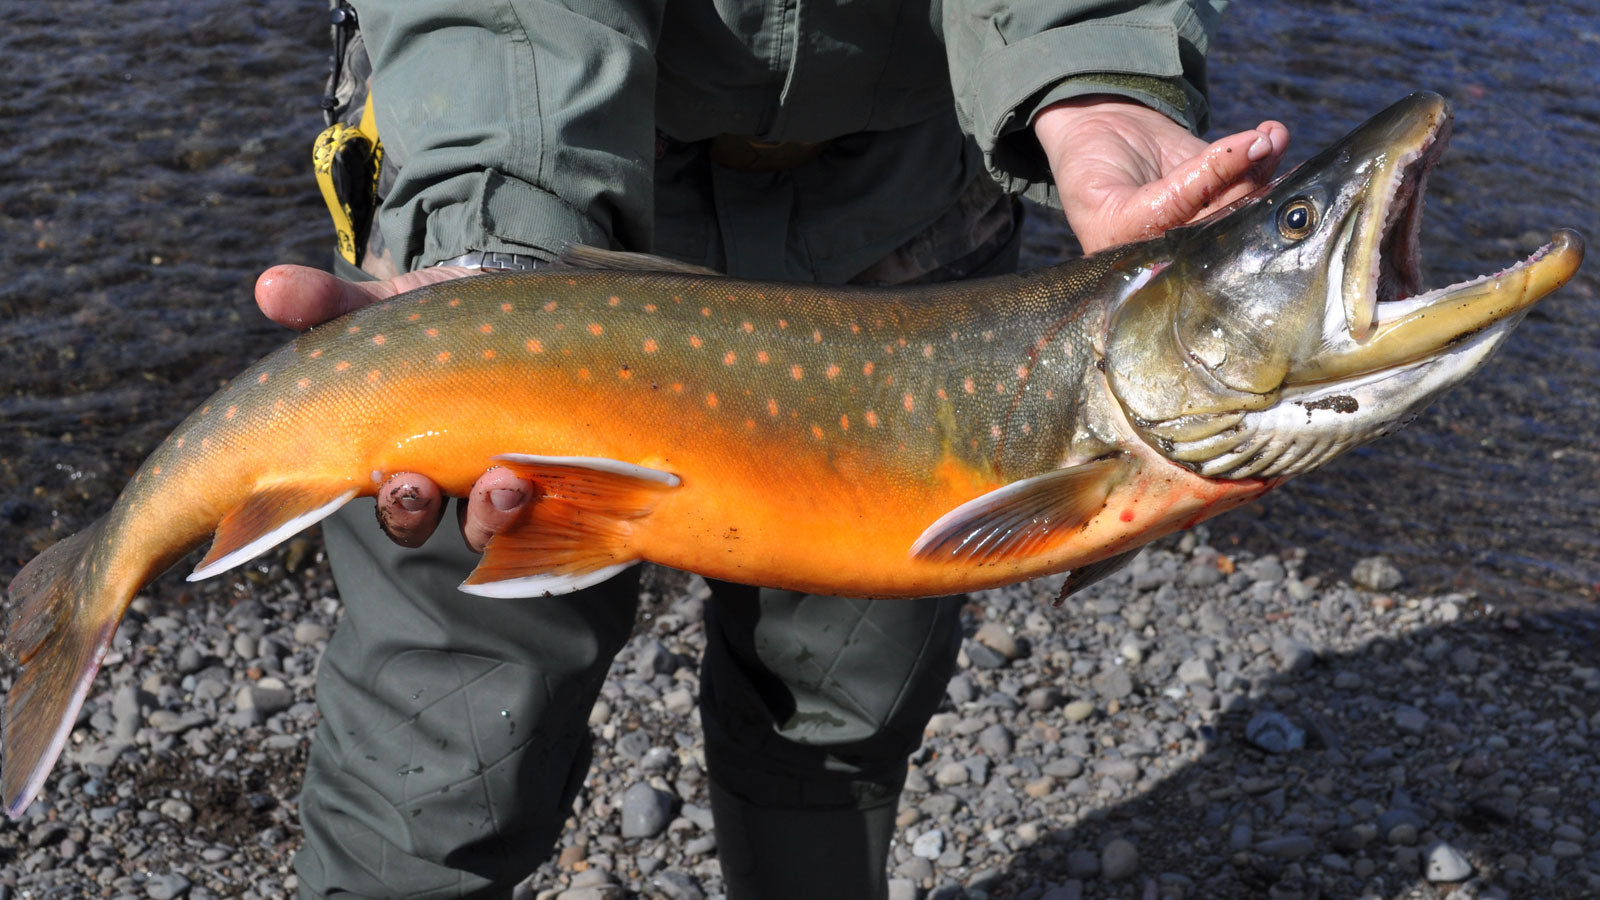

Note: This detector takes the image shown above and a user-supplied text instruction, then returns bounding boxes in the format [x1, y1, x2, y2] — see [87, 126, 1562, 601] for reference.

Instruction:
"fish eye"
[1278, 198, 1318, 240]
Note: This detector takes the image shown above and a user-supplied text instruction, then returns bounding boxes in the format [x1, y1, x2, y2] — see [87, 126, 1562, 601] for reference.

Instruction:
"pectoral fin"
[461, 454, 681, 598]
[189, 484, 358, 581]
[911, 458, 1128, 564]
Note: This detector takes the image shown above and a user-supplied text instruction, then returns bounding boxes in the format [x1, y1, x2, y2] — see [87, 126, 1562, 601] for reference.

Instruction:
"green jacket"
[354, 0, 1223, 281]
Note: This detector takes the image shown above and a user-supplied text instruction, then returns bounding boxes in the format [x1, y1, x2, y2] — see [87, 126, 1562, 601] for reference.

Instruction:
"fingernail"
[490, 488, 526, 511]
[1247, 134, 1272, 161]
[394, 485, 429, 512]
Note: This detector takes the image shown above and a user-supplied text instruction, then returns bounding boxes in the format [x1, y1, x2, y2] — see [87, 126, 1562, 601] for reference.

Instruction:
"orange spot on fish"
[482, 350, 496, 360]
[408, 313, 421, 322]
[982, 330, 994, 342]
[527, 339, 544, 353]
[174, 438, 184, 449]
[812, 329, 823, 343]
[825, 364, 840, 379]
[151, 465, 161, 476]
[811, 425, 825, 440]
[937, 388, 948, 400]
[309, 349, 323, 359]
[1120, 509, 1135, 523]
[778, 319, 788, 329]
[903, 394, 914, 412]
[225, 406, 238, 419]
[996, 382, 1006, 393]
[587, 323, 603, 336]
[643, 339, 658, 353]
[436, 352, 451, 363]
[1015, 364, 1028, 379]
[767, 399, 779, 417]
[756, 350, 770, 364]
[671, 383, 684, 393]
[373, 334, 387, 346]
[618, 367, 632, 380]
[864, 411, 879, 428]
[578, 368, 591, 380]
[963, 377, 976, 394]
[564, 279, 576, 287]
[689, 335, 703, 349]
[744, 419, 755, 430]
[501, 302, 514, 313]
[274, 399, 285, 412]
[839, 414, 850, 431]
[644, 303, 657, 313]
[368, 369, 382, 383]
[417, 297, 429, 305]
[201, 438, 211, 450]
[608, 296, 621, 307]
[923, 344, 934, 358]
[742, 321, 754, 333]
[544, 301, 558, 312]
[480, 324, 494, 335]
[449, 298, 462, 308]
[257, 372, 269, 384]
[723, 351, 737, 366]
[347, 325, 361, 334]
[850, 324, 861, 335]
[863, 361, 875, 377]
[335, 361, 351, 372]
[701, 307, 712, 317]
[425, 327, 439, 338]
[297, 378, 309, 389]
[990, 425, 1002, 437]
[790, 365, 804, 381]
[706, 392, 719, 408]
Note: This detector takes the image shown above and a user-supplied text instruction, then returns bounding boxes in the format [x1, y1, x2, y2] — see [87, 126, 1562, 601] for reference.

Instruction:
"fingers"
[459, 467, 533, 553]
[1139, 122, 1291, 233]
[255, 264, 481, 331]
[374, 473, 447, 549]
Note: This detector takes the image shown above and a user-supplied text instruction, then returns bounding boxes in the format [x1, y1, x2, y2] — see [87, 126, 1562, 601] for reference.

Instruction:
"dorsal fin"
[556, 243, 725, 277]
[911, 457, 1129, 564]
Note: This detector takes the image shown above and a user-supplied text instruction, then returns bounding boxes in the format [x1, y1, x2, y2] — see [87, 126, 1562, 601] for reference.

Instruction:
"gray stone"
[619, 783, 675, 839]
[1425, 841, 1473, 882]
[934, 762, 968, 787]
[1062, 700, 1096, 723]
[1064, 848, 1100, 879]
[1100, 839, 1139, 882]
[1245, 710, 1305, 754]
[648, 872, 704, 900]
[144, 874, 191, 900]
[1041, 883, 1083, 900]
[1272, 637, 1316, 675]
[1257, 834, 1314, 859]
[946, 674, 977, 706]
[1091, 666, 1133, 700]
[912, 829, 944, 860]
[1026, 687, 1063, 711]
[978, 724, 1013, 758]
[966, 641, 1008, 670]
[293, 623, 330, 644]
[974, 621, 1020, 660]
[1352, 556, 1404, 591]
[1177, 656, 1214, 687]
[1042, 757, 1083, 779]
[1393, 705, 1429, 735]
[887, 879, 918, 900]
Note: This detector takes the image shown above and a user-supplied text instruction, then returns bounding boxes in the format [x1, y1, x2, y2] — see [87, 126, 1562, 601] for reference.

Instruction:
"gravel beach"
[0, 530, 1594, 900]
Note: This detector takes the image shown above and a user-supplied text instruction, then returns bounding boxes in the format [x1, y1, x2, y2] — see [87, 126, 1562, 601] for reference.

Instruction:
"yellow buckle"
[313, 92, 383, 264]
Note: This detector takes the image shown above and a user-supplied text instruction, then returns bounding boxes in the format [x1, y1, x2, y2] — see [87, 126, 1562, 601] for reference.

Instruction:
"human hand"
[1033, 95, 1290, 254]
[255, 264, 534, 552]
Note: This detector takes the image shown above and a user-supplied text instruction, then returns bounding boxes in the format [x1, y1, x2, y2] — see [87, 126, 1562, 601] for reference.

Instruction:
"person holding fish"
[257, 2, 1288, 897]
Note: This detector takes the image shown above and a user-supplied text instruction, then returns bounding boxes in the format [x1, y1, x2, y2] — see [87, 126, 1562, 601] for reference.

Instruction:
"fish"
[1, 92, 1584, 817]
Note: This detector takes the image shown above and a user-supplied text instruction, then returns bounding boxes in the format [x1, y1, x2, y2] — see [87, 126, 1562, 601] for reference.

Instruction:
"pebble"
[1245, 710, 1305, 753]
[1351, 556, 1404, 590]
[619, 783, 674, 839]
[1099, 839, 1139, 882]
[1061, 700, 1096, 723]
[974, 622, 1020, 660]
[912, 829, 944, 860]
[1425, 841, 1474, 882]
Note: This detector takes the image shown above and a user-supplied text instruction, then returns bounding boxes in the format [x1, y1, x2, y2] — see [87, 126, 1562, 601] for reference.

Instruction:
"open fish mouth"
[1307, 94, 1584, 383]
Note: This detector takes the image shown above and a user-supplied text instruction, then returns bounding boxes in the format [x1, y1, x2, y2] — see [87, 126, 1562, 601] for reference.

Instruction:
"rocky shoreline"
[0, 531, 1596, 900]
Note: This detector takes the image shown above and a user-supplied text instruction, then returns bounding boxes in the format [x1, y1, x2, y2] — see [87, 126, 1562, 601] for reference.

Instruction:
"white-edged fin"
[459, 562, 638, 598]
[462, 454, 681, 596]
[555, 243, 725, 277]
[188, 487, 358, 581]
[910, 458, 1127, 565]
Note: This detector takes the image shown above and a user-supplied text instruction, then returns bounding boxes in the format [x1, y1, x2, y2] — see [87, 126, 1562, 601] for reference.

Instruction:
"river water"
[2, 1, 1596, 606]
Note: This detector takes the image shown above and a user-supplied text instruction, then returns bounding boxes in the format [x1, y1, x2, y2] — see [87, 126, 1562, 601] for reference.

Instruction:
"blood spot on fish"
[587, 323, 603, 336]
[608, 296, 620, 307]
[825, 364, 840, 379]
[1120, 509, 1135, 523]
[373, 334, 387, 346]
[297, 378, 310, 389]
[757, 350, 770, 364]
[544, 301, 558, 312]
[258, 373, 270, 384]
[811, 425, 825, 439]
[790, 365, 804, 381]
[335, 361, 351, 372]
[480, 324, 494, 335]
[225, 406, 238, 420]
[689, 335, 703, 349]
[527, 339, 544, 354]
[903, 394, 914, 412]
[864, 411, 879, 428]
[723, 351, 737, 366]
[767, 399, 779, 417]
[642, 339, 657, 353]
[706, 393, 719, 408]
[501, 302, 514, 313]
[436, 352, 451, 363]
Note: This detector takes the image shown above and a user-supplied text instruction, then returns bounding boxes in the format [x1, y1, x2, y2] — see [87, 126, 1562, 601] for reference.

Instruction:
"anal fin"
[189, 484, 358, 581]
[911, 457, 1128, 565]
[461, 454, 680, 598]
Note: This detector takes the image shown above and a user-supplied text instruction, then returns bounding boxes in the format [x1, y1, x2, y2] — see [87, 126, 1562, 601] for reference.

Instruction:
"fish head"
[1105, 91, 1584, 480]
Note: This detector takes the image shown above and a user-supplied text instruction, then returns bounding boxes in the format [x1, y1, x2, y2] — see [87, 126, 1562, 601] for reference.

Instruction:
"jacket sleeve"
[353, 0, 664, 271]
[943, 0, 1224, 205]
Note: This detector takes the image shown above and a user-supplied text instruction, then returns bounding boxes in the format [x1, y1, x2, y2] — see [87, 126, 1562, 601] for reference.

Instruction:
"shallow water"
[1, 0, 1596, 604]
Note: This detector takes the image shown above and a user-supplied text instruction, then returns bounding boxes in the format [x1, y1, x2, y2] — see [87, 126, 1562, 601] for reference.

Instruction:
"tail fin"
[2, 520, 120, 819]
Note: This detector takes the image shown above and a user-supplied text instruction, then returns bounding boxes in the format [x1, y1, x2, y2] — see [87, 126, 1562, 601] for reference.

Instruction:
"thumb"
[255, 264, 479, 330]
